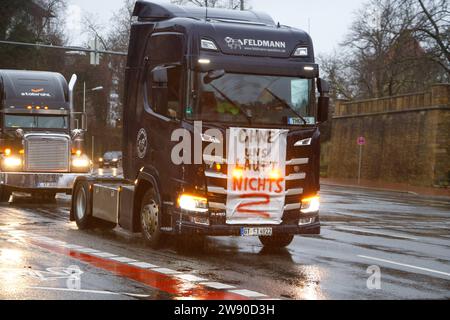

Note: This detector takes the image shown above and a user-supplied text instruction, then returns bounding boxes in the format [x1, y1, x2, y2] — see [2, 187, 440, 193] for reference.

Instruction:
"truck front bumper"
[174, 216, 321, 236]
[0, 172, 87, 192]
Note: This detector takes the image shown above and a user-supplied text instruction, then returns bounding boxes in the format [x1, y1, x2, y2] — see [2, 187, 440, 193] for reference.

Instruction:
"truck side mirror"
[204, 69, 226, 84]
[317, 78, 330, 123]
[317, 78, 330, 95]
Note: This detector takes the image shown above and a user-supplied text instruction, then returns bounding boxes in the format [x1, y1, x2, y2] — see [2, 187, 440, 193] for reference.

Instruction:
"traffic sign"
[89, 37, 100, 66]
[357, 136, 366, 146]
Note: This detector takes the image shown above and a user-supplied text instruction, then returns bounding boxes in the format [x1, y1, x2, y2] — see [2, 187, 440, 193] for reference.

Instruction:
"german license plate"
[240, 227, 273, 237]
[38, 182, 58, 188]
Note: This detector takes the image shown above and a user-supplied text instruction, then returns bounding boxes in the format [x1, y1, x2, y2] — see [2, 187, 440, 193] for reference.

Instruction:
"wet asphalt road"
[0, 171, 449, 300]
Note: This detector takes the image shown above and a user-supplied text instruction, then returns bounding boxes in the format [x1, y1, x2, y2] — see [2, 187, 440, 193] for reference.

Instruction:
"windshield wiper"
[208, 83, 253, 125]
[265, 88, 307, 125]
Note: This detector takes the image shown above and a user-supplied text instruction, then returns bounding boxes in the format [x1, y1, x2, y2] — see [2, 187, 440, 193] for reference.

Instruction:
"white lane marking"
[63, 244, 84, 249]
[27, 286, 150, 298]
[200, 282, 236, 290]
[31, 237, 53, 242]
[152, 268, 181, 275]
[337, 226, 417, 240]
[175, 274, 208, 282]
[77, 248, 101, 254]
[110, 257, 137, 263]
[91, 252, 118, 258]
[128, 262, 159, 269]
[228, 289, 267, 298]
[358, 255, 450, 278]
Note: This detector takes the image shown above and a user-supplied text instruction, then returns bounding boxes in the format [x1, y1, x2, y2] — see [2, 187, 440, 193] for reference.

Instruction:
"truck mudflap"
[0, 172, 87, 191]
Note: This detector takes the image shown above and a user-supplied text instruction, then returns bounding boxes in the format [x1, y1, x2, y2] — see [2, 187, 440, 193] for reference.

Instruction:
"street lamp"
[82, 83, 104, 129]
[83, 84, 104, 114]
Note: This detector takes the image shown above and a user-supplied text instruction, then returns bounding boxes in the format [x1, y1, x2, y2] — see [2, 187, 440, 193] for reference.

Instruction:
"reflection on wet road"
[0, 175, 449, 299]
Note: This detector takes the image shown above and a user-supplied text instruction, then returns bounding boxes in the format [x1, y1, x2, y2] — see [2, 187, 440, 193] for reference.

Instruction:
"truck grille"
[25, 135, 70, 172]
[205, 157, 309, 214]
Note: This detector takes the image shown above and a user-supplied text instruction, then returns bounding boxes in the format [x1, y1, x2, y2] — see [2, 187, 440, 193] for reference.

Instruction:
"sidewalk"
[321, 178, 450, 200]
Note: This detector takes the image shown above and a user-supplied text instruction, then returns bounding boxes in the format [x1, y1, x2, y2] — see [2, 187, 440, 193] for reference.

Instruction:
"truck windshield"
[187, 72, 315, 125]
[4, 115, 68, 129]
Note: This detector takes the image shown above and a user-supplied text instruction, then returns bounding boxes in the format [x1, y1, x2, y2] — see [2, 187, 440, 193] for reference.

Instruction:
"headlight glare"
[178, 194, 208, 213]
[72, 155, 90, 168]
[301, 196, 320, 214]
[3, 156, 22, 168]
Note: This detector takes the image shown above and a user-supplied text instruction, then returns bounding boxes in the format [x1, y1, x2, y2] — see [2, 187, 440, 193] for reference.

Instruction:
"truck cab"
[0, 70, 90, 202]
[70, 1, 329, 249]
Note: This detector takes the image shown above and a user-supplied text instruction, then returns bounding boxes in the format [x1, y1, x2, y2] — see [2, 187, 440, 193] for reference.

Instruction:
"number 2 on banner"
[236, 193, 271, 218]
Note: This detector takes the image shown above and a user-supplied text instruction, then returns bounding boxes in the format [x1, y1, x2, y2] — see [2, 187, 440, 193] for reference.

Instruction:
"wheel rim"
[141, 200, 159, 239]
[75, 187, 87, 220]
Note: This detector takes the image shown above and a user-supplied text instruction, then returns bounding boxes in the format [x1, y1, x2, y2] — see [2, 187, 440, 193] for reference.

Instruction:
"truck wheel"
[140, 189, 162, 249]
[73, 181, 94, 230]
[259, 234, 294, 248]
[0, 186, 11, 203]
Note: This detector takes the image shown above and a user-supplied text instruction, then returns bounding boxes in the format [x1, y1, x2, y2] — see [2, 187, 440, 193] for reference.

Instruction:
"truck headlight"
[3, 156, 22, 169]
[178, 194, 208, 213]
[72, 155, 90, 168]
[301, 196, 320, 214]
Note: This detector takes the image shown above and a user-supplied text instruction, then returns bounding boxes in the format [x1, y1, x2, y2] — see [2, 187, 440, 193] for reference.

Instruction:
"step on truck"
[70, 1, 330, 248]
[0, 70, 91, 202]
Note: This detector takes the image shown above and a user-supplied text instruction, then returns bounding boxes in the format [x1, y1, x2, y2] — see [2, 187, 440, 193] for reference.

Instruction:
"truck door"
[135, 33, 185, 198]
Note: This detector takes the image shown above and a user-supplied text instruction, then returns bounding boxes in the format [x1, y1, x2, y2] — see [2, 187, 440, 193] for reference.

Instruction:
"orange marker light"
[35, 106, 40, 110]
[19, 149, 24, 155]
[27, 106, 32, 110]
[44, 106, 49, 110]
[75, 150, 82, 157]
[4, 148, 11, 156]
[269, 169, 281, 180]
[215, 163, 222, 171]
[232, 168, 244, 179]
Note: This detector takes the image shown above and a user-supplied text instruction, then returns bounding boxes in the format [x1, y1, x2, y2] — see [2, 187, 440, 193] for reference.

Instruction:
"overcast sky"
[66, 0, 365, 55]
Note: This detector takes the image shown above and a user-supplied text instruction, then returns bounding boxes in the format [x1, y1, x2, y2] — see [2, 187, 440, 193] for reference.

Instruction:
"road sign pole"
[92, 135, 95, 163]
[83, 82, 86, 130]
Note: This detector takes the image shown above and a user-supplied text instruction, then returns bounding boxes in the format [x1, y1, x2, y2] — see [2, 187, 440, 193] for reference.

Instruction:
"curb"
[320, 182, 450, 201]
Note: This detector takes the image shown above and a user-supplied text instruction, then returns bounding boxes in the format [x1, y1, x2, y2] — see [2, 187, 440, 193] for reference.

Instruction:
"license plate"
[240, 227, 273, 237]
[38, 182, 58, 188]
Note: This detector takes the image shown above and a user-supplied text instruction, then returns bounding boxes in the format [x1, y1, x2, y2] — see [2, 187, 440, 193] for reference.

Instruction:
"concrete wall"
[328, 84, 450, 187]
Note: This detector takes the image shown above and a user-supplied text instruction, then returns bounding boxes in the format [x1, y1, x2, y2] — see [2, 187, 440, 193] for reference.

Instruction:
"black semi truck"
[0, 70, 91, 202]
[70, 1, 329, 248]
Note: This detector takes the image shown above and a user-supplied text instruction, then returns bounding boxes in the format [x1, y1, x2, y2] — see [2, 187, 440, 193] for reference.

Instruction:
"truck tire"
[0, 186, 11, 203]
[140, 189, 162, 249]
[73, 181, 95, 230]
[259, 234, 294, 248]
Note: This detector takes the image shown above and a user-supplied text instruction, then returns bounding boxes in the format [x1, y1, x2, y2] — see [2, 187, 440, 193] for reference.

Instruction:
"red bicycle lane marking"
[29, 239, 248, 300]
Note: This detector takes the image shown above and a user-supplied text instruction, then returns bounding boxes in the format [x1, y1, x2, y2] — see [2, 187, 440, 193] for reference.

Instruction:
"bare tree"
[322, 0, 448, 99]
[318, 53, 356, 100]
[413, 0, 449, 74]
